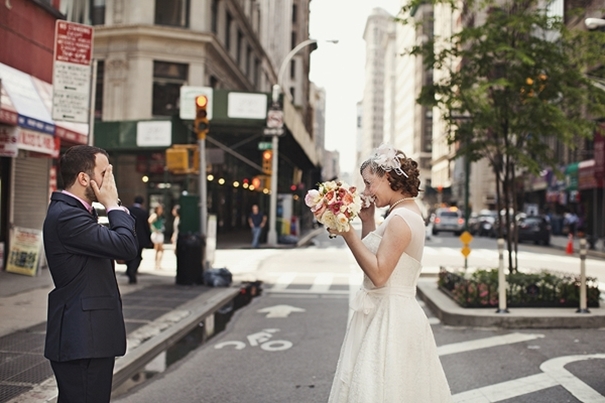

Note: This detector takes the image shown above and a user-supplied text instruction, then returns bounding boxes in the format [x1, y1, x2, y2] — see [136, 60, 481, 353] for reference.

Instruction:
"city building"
[58, 0, 320, 237]
[0, 0, 89, 269]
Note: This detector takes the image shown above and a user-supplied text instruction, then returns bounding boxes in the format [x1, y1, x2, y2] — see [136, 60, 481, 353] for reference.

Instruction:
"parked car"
[517, 215, 551, 245]
[432, 207, 464, 236]
[469, 210, 499, 237]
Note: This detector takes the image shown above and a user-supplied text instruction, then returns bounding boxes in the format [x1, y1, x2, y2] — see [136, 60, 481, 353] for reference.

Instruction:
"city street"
[113, 231, 605, 403]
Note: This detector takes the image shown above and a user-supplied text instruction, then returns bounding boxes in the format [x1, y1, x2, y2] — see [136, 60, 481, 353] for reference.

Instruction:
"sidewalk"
[0, 227, 319, 403]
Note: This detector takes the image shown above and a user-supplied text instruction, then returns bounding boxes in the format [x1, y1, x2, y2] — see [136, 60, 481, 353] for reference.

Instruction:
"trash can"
[176, 232, 205, 285]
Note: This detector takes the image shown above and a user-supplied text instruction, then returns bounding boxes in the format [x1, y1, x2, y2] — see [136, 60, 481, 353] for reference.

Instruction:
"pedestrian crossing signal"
[194, 95, 209, 140]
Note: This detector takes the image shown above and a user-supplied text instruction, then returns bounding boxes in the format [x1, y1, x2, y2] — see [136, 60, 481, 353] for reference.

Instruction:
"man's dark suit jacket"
[130, 204, 151, 249]
[43, 192, 138, 362]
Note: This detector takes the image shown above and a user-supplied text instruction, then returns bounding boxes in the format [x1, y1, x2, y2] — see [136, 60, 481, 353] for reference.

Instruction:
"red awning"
[0, 62, 88, 145]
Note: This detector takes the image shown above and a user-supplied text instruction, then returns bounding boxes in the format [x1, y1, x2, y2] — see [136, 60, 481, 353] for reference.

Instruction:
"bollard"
[576, 238, 590, 314]
[496, 238, 509, 314]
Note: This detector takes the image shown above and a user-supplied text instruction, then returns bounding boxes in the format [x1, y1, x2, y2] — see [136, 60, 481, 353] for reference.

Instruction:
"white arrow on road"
[257, 305, 306, 318]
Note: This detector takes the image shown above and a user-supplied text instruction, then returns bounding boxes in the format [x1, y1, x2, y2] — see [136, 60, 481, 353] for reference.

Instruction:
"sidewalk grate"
[0, 329, 53, 403]
[0, 283, 215, 402]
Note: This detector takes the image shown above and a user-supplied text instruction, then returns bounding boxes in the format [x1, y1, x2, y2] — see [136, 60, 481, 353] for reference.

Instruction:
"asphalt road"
[113, 232, 605, 403]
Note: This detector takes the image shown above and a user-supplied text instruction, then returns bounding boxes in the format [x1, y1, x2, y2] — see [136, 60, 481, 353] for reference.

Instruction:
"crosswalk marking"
[453, 373, 557, 403]
[271, 273, 297, 292]
[453, 354, 605, 403]
[310, 273, 333, 293]
[437, 333, 544, 356]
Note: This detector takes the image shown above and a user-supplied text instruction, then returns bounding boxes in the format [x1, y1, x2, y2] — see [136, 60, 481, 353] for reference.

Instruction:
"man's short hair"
[134, 196, 144, 204]
[60, 145, 109, 189]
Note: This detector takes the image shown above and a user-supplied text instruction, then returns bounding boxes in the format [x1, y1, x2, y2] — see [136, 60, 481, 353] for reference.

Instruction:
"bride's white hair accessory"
[370, 144, 408, 178]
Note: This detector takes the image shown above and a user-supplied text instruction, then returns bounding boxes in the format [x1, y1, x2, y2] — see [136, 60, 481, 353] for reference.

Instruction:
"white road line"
[310, 273, 333, 293]
[452, 373, 557, 403]
[437, 333, 544, 356]
[453, 354, 605, 403]
[271, 273, 296, 291]
[540, 354, 605, 403]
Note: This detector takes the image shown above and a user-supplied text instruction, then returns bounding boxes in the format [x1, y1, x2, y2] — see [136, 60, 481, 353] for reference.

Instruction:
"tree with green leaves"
[399, 0, 605, 272]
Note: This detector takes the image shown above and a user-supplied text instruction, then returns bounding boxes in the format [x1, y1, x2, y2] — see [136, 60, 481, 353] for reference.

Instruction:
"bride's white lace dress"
[328, 208, 452, 402]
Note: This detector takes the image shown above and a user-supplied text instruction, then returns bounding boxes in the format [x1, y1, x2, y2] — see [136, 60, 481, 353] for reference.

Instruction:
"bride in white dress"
[327, 144, 452, 403]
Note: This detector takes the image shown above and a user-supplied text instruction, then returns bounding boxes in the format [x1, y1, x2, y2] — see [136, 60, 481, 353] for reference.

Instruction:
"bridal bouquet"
[305, 180, 362, 233]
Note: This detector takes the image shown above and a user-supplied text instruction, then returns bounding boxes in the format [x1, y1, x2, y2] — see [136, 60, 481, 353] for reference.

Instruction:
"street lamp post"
[266, 39, 338, 246]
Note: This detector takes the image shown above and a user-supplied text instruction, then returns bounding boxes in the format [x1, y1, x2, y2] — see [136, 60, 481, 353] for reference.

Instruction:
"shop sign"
[227, 92, 267, 119]
[6, 227, 43, 277]
[18, 128, 59, 157]
[0, 124, 19, 157]
[565, 162, 579, 190]
[136, 120, 172, 147]
[578, 160, 601, 190]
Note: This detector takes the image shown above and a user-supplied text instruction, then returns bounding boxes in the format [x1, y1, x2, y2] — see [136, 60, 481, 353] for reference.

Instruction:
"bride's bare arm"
[359, 205, 376, 239]
[341, 216, 412, 287]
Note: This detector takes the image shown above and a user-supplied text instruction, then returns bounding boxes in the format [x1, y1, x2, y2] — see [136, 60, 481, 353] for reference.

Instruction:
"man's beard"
[85, 183, 98, 203]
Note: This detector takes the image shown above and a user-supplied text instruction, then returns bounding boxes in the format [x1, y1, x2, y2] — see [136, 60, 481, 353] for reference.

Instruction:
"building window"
[152, 61, 188, 117]
[290, 60, 295, 79]
[155, 0, 190, 28]
[226, 13, 233, 51]
[291, 32, 297, 49]
[237, 31, 243, 63]
[211, 0, 219, 34]
[60, 0, 105, 25]
[292, 4, 298, 23]
[94, 60, 104, 120]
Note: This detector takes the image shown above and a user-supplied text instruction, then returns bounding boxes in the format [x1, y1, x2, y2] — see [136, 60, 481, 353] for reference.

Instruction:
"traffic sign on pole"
[52, 21, 93, 124]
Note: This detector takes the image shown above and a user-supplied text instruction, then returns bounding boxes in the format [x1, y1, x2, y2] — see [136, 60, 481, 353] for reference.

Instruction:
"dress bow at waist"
[350, 286, 417, 314]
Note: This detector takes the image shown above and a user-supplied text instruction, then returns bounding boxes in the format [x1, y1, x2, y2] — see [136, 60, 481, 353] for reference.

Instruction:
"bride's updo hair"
[360, 144, 421, 197]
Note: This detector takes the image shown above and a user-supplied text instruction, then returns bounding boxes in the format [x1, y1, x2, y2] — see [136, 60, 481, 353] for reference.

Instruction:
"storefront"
[0, 62, 88, 268]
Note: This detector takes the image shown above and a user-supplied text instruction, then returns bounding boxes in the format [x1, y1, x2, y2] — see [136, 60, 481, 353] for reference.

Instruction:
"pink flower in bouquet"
[305, 180, 361, 233]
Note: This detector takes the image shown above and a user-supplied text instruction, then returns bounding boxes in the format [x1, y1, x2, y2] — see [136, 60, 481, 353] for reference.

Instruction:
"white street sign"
[179, 86, 213, 120]
[228, 92, 267, 119]
[257, 305, 306, 318]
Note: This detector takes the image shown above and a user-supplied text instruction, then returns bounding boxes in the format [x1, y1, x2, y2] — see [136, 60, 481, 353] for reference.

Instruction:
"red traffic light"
[195, 95, 208, 108]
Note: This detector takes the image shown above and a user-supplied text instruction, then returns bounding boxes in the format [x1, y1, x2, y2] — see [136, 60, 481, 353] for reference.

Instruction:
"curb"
[13, 287, 241, 403]
[417, 280, 605, 329]
[112, 286, 240, 389]
[296, 227, 324, 247]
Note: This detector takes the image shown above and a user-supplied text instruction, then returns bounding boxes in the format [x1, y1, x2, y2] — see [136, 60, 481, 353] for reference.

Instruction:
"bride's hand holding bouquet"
[305, 180, 362, 238]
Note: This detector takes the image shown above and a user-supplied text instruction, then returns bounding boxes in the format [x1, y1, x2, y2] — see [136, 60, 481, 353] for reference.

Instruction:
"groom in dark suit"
[43, 145, 137, 403]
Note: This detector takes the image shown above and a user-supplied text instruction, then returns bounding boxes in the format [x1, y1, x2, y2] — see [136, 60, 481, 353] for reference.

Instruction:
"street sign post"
[52, 21, 93, 124]
[179, 86, 214, 120]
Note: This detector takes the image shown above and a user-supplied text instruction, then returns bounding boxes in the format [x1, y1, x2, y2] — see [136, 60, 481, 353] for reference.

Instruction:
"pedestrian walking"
[149, 204, 166, 269]
[43, 145, 137, 403]
[171, 204, 180, 253]
[248, 204, 266, 248]
[326, 144, 452, 402]
[125, 196, 151, 284]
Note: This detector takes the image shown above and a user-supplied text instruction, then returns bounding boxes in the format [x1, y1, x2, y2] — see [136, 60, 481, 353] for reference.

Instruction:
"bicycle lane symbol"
[214, 329, 293, 352]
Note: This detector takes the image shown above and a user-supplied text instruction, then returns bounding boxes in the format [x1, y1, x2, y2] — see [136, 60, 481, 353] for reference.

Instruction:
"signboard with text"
[6, 227, 43, 277]
[52, 21, 93, 124]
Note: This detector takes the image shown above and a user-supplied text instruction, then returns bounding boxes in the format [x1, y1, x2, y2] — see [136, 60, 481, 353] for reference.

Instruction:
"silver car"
[432, 207, 464, 236]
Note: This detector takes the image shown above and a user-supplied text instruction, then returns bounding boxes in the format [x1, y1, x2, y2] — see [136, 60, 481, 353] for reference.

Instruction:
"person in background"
[125, 196, 151, 284]
[171, 204, 180, 253]
[43, 145, 137, 403]
[248, 204, 267, 248]
[148, 204, 165, 269]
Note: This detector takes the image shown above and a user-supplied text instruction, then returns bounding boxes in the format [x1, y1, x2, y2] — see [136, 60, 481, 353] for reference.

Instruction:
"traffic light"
[262, 150, 272, 174]
[194, 95, 209, 140]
